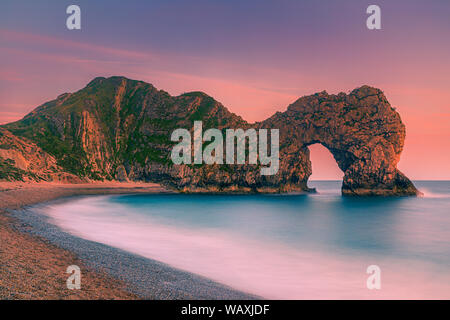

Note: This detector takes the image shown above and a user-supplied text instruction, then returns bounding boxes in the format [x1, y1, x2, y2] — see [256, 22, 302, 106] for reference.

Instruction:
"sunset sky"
[1, 0, 449, 180]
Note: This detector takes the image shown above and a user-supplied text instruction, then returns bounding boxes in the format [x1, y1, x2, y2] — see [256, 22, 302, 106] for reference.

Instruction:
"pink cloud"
[0, 111, 26, 124]
[0, 29, 154, 61]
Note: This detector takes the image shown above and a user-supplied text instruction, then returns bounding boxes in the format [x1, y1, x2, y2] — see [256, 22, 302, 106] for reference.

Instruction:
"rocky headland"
[0, 76, 418, 196]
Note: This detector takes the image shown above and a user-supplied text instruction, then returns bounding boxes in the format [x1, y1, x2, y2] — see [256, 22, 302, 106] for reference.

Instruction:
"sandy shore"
[0, 182, 255, 300]
[0, 181, 168, 299]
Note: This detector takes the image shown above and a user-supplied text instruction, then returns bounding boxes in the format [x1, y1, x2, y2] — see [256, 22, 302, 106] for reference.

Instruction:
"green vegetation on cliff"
[1, 76, 243, 180]
[0, 76, 418, 195]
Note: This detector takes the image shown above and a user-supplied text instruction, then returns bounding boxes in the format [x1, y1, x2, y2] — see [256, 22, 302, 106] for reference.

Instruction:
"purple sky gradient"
[1, 0, 449, 179]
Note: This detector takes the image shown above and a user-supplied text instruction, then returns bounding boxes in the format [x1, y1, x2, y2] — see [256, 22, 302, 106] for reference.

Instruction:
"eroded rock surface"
[0, 77, 418, 195]
[260, 86, 418, 195]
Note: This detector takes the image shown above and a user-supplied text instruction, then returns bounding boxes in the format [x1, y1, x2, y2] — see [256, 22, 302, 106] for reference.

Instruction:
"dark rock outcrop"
[0, 77, 418, 196]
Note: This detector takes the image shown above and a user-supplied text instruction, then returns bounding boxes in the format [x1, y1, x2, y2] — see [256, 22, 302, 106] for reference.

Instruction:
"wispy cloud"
[0, 29, 154, 60]
[0, 29, 303, 122]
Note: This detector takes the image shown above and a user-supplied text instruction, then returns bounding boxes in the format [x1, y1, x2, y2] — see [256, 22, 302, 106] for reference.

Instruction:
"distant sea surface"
[37, 181, 450, 299]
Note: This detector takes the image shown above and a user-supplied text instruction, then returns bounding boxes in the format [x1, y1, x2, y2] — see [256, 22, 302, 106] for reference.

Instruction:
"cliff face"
[0, 76, 418, 196]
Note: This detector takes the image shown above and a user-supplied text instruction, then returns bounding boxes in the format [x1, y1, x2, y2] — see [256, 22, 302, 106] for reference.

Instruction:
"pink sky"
[1, 2, 449, 180]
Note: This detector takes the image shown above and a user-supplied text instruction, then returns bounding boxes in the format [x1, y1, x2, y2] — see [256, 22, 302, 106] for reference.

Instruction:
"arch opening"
[307, 143, 344, 193]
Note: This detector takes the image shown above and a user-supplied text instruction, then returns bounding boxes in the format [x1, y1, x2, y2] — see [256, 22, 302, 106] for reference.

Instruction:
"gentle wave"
[419, 188, 450, 198]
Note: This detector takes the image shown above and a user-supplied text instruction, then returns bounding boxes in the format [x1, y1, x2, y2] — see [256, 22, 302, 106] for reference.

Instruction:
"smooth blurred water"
[38, 181, 450, 299]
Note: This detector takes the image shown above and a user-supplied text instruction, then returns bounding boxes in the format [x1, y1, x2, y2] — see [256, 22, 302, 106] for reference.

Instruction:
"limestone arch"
[260, 86, 418, 196]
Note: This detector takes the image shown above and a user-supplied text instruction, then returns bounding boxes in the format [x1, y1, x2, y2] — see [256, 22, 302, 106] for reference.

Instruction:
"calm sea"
[38, 181, 450, 299]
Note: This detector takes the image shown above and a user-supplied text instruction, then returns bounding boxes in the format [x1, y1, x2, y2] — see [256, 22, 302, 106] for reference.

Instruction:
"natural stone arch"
[0, 77, 417, 196]
[260, 86, 418, 196]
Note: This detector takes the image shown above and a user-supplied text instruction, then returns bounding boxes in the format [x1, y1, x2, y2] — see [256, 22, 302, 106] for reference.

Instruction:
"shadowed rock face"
[0, 77, 418, 196]
[260, 86, 418, 196]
